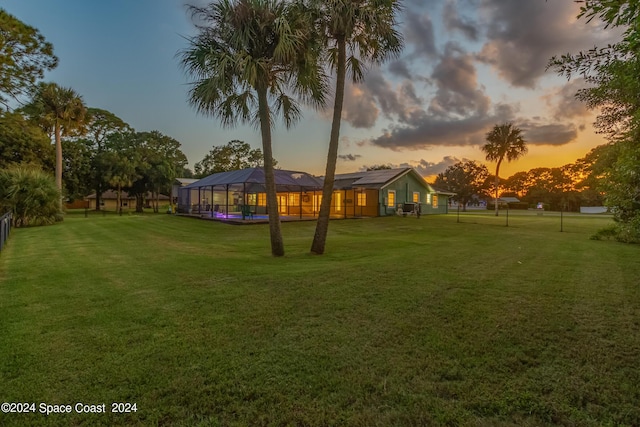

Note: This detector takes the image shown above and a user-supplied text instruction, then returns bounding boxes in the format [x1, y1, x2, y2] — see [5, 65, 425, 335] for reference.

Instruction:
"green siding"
[377, 171, 447, 216]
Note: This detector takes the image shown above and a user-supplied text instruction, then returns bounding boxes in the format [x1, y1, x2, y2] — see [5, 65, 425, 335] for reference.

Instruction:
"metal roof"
[331, 168, 417, 189]
[184, 168, 323, 190]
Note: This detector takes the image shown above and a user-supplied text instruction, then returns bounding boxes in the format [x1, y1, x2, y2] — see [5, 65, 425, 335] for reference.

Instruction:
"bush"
[0, 166, 62, 227]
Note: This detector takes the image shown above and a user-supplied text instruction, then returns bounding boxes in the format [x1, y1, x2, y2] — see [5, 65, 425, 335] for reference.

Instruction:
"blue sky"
[4, 0, 618, 178]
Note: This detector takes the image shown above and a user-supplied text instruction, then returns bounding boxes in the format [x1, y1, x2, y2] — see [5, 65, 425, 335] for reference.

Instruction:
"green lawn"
[1, 212, 639, 426]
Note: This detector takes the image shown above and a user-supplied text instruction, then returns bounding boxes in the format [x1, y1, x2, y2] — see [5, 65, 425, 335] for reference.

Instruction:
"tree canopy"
[194, 140, 270, 177]
[434, 161, 490, 211]
[549, 0, 640, 242]
[0, 9, 58, 108]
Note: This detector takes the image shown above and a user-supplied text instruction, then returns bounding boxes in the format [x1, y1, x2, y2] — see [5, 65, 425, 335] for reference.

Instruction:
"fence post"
[0, 211, 12, 253]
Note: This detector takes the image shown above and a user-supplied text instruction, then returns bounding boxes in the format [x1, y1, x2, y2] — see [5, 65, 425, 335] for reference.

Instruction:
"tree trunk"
[55, 121, 63, 210]
[156, 188, 160, 213]
[117, 184, 121, 214]
[136, 194, 144, 213]
[494, 159, 502, 216]
[95, 182, 101, 211]
[311, 35, 347, 255]
[257, 85, 284, 257]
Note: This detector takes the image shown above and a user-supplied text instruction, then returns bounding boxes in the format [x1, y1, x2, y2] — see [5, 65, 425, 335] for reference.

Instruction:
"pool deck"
[176, 212, 320, 225]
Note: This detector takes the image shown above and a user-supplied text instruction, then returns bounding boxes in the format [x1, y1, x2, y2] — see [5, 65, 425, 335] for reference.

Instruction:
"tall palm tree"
[180, 0, 326, 257]
[481, 123, 527, 216]
[23, 82, 87, 205]
[310, 0, 403, 255]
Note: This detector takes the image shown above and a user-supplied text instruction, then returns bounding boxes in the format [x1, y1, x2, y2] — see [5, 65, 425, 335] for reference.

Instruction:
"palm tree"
[481, 123, 527, 216]
[310, 0, 403, 255]
[180, 0, 326, 257]
[23, 82, 87, 206]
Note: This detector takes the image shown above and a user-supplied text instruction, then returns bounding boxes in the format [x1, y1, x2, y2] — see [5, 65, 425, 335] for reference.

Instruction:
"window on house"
[288, 193, 299, 206]
[432, 194, 438, 208]
[413, 192, 420, 203]
[388, 190, 395, 207]
[427, 193, 431, 204]
[247, 193, 257, 205]
[334, 191, 342, 211]
[257, 193, 266, 206]
[357, 192, 366, 206]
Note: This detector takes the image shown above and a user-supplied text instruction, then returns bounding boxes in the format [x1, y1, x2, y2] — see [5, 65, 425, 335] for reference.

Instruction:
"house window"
[432, 194, 438, 208]
[427, 193, 431, 204]
[247, 193, 257, 205]
[334, 191, 342, 212]
[257, 193, 266, 206]
[387, 190, 395, 207]
[357, 192, 366, 206]
[413, 192, 420, 203]
[288, 193, 300, 206]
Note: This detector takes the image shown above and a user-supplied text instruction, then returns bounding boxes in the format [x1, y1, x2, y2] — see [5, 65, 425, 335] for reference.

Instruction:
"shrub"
[0, 166, 62, 227]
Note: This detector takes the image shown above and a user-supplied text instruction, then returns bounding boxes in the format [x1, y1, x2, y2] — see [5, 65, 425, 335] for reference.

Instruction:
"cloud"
[429, 43, 491, 118]
[338, 153, 362, 161]
[476, 0, 617, 88]
[519, 120, 578, 146]
[543, 78, 591, 119]
[405, 156, 471, 177]
[388, 60, 412, 79]
[404, 12, 438, 59]
[443, 0, 479, 41]
[341, 82, 379, 129]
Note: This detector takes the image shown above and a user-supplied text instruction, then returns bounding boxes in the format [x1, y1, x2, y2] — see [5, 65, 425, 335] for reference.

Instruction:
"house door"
[278, 195, 288, 214]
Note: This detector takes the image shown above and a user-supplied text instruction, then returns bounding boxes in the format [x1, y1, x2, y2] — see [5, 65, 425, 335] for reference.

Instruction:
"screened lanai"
[177, 168, 324, 219]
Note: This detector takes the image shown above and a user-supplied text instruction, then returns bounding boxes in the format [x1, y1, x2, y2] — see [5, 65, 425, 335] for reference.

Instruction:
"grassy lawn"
[1, 212, 639, 426]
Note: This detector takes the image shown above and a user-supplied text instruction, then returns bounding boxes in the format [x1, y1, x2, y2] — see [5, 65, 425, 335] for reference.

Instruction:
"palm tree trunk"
[257, 85, 284, 257]
[311, 35, 347, 255]
[494, 159, 502, 216]
[55, 121, 63, 210]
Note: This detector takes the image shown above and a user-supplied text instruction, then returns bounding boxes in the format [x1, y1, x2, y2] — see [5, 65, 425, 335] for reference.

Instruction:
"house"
[171, 178, 198, 205]
[86, 190, 136, 211]
[86, 191, 170, 211]
[329, 168, 451, 217]
[178, 167, 452, 220]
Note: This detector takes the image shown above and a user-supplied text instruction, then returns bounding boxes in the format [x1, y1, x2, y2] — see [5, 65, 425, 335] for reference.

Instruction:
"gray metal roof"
[184, 168, 323, 190]
[331, 168, 415, 189]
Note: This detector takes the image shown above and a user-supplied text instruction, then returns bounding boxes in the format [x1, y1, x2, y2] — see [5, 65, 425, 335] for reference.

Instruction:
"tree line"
[0, 9, 189, 225]
[435, 143, 605, 213]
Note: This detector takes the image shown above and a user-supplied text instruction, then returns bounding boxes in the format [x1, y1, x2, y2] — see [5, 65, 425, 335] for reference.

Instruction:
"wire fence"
[1, 211, 12, 253]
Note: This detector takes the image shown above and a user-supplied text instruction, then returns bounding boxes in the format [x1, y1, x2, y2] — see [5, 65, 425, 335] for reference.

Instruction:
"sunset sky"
[5, 0, 620, 180]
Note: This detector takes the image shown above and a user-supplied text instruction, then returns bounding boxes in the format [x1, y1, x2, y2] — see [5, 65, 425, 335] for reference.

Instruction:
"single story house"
[86, 191, 169, 211]
[178, 167, 453, 220]
[330, 168, 451, 217]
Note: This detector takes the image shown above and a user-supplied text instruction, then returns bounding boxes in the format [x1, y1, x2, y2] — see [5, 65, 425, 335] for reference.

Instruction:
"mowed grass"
[1, 212, 639, 426]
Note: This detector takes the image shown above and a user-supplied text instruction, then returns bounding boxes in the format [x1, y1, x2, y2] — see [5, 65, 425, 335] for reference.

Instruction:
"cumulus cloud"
[443, 0, 479, 41]
[405, 156, 471, 177]
[404, 12, 438, 59]
[338, 154, 362, 161]
[429, 43, 490, 118]
[476, 0, 617, 88]
[544, 78, 591, 119]
[341, 82, 379, 129]
[388, 60, 412, 79]
[519, 120, 579, 146]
